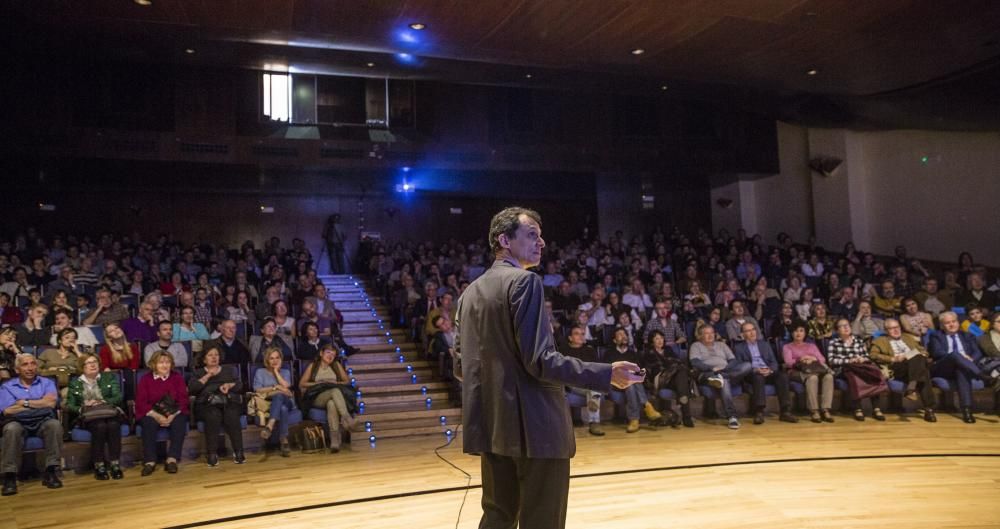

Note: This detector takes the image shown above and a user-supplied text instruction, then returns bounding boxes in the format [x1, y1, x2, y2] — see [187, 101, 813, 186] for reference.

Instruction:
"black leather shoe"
[233, 451, 246, 465]
[1, 473, 16, 496]
[141, 463, 155, 476]
[206, 454, 219, 467]
[110, 464, 124, 480]
[779, 412, 800, 423]
[753, 412, 765, 425]
[94, 464, 110, 481]
[923, 409, 937, 423]
[165, 461, 179, 474]
[962, 408, 976, 424]
[42, 466, 63, 489]
[681, 415, 695, 428]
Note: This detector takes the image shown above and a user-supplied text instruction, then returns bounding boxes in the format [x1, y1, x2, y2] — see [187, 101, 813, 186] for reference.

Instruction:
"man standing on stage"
[457, 206, 643, 529]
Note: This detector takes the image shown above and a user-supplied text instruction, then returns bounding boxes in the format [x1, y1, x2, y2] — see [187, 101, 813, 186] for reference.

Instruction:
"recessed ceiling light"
[525, 74, 532, 79]
[409, 23, 426, 30]
[133, 0, 152, 5]
[807, 69, 818, 76]
[366, 62, 375, 67]
[631, 48, 645, 55]
[184, 48, 195, 54]
[660, 85, 668, 91]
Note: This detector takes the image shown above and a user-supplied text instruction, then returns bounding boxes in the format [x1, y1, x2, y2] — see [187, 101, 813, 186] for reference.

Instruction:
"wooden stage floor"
[4, 412, 1000, 529]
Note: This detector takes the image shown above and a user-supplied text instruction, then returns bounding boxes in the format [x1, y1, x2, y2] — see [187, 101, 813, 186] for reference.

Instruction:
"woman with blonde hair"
[252, 347, 297, 457]
[98, 322, 140, 370]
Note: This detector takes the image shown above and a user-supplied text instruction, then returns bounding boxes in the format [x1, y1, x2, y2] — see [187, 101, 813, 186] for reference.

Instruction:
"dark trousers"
[200, 404, 244, 454]
[892, 355, 934, 406]
[140, 414, 189, 463]
[749, 369, 792, 412]
[479, 452, 570, 529]
[931, 354, 982, 407]
[87, 417, 123, 464]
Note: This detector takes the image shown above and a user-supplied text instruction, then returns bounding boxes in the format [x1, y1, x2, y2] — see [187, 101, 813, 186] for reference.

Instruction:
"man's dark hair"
[488, 206, 541, 255]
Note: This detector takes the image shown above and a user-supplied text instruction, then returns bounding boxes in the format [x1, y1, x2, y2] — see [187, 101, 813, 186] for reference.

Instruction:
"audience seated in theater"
[47, 265, 85, 304]
[136, 350, 190, 476]
[299, 344, 356, 453]
[0, 353, 63, 496]
[253, 348, 296, 457]
[143, 292, 172, 323]
[298, 297, 332, 337]
[550, 280, 580, 314]
[913, 277, 952, 318]
[296, 321, 330, 361]
[0, 266, 32, 299]
[827, 318, 887, 422]
[120, 301, 159, 345]
[724, 300, 761, 343]
[641, 330, 693, 427]
[747, 281, 782, 322]
[642, 300, 686, 347]
[424, 292, 455, 341]
[0, 328, 23, 381]
[144, 321, 190, 368]
[734, 322, 798, 425]
[899, 298, 934, 339]
[271, 299, 296, 341]
[211, 319, 251, 366]
[793, 287, 814, 321]
[782, 322, 834, 423]
[254, 285, 280, 323]
[956, 272, 998, 312]
[830, 286, 859, 320]
[429, 315, 457, 381]
[560, 325, 605, 436]
[807, 303, 835, 341]
[960, 305, 990, 337]
[769, 302, 799, 342]
[249, 318, 292, 363]
[81, 288, 129, 327]
[689, 324, 751, 429]
[850, 300, 884, 340]
[606, 328, 661, 432]
[98, 322, 140, 370]
[188, 345, 245, 467]
[65, 353, 125, 480]
[39, 328, 82, 389]
[172, 305, 211, 347]
[48, 308, 97, 350]
[873, 280, 903, 319]
[869, 319, 937, 422]
[604, 291, 642, 327]
[927, 311, 997, 424]
[622, 278, 654, 316]
[16, 304, 50, 350]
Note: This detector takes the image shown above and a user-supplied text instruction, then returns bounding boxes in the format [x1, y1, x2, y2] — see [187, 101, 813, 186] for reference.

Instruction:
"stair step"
[359, 406, 463, 422]
[343, 328, 407, 338]
[346, 351, 421, 364]
[356, 343, 419, 353]
[358, 391, 449, 405]
[349, 361, 432, 371]
[351, 373, 436, 386]
[359, 399, 453, 415]
[345, 336, 403, 345]
[363, 425, 454, 439]
[355, 382, 452, 394]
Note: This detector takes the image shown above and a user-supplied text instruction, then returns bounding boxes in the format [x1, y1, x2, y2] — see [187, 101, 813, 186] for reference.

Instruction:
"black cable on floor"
[433, 426, 470, 529]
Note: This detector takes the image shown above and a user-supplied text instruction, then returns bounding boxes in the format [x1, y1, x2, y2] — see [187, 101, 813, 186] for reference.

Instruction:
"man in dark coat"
[456, 207, 642, 529]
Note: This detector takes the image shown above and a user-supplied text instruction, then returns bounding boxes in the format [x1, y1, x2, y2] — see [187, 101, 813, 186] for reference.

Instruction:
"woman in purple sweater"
[782, 322, 834, 423]
[136, 350, 190, 476]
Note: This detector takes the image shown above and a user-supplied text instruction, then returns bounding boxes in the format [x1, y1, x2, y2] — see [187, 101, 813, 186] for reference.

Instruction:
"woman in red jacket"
[135, 350, 190, 476]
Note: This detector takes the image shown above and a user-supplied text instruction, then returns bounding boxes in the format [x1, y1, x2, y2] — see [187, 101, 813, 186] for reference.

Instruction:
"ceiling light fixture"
[184, 48, 195, 54]
[133, 0, 152, 5]
[631, 48, 645, 55]
[660, 85, 668, 91]
[524, 74, 532, 79]
[366, 62, 375, 67]
[807, 69, 818, 76]
[409, 23, 426, 30]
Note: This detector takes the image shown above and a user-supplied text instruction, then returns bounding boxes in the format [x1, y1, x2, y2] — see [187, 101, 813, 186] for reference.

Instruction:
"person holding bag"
[782, 322, 835, 423]
[38, 327, 81, 390]
[188, 345, 245, 467]
[65, 353, 124, 480]
[251, 347, 297, 457]
[299, 344, 356, 454]
[828, 318, 888, 421]
[136, 350, 190, 476]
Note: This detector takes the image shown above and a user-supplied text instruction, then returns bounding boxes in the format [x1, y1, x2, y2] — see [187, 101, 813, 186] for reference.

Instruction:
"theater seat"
[71, 423, 131, 443]
[930, 377, 985, 392]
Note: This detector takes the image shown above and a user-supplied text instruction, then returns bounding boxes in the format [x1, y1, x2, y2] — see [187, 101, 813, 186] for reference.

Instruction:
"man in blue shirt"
[0, 354, 63, 495]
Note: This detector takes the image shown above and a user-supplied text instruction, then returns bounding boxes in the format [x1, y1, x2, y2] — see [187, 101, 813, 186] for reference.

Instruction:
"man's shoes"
[141, 463, 156, 476]
[753, 412, 765, 425]
[1, 473, 17, 496]
[810, 411, 822, 423]
[42, 466, 63, 489]
[233, 451, 246, 465]
[207, 454, 219, 467]
[727, 416, 740, 429]
[706, 374, 725, 389]
[626, 419, 640, 433]
[165, 461, 179, 474]
[821, 409, 835, 423]
[109, 463, 124, 480]
[962, 408, 976, 424]
[329, 445, 341, 454]
[923, 409, 937, 423]
[588, 422, 605, 436]
[643, 401, 662, 421]
[280, 441, 291, 458]
[681, 414, 695, 428]
[94, 463, 110, 480]
[779, 412, 799, 423]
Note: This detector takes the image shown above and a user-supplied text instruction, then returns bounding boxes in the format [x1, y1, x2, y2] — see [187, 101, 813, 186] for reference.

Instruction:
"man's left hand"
[611, 361, 644, 389]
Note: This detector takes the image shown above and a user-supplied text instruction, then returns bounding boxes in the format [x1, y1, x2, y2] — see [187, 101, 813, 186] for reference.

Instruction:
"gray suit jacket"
[458, 260, 612, 460]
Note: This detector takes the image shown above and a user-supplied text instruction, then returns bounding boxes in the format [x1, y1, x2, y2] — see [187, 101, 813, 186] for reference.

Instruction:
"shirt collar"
[153, 372, 171, 381]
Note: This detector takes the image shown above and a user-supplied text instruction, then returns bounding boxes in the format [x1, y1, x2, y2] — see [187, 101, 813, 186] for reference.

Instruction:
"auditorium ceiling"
[7, 0, 1000, 128]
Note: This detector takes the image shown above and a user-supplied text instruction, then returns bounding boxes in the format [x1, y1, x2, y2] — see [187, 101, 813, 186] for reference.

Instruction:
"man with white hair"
[0, 354, 63, 495]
